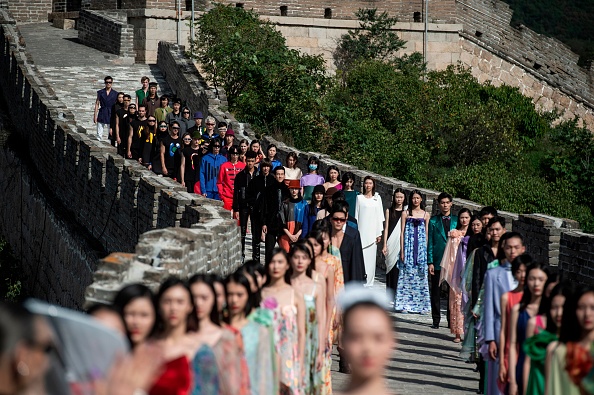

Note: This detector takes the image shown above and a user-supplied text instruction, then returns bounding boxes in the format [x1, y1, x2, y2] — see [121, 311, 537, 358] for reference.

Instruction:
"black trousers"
[386, 267, 399, 299]
[264, 231, 279, 264]
[429, 269, 450, 326]
[239, 208, 261, 262]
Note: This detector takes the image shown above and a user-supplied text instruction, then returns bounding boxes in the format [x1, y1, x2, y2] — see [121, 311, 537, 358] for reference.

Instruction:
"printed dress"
[243, 308, 277, 395]
[394, 216, 431, 314]
[266, 294, 300, 395]
[191, 345, 220, 395]
[304, 283, 323, 395]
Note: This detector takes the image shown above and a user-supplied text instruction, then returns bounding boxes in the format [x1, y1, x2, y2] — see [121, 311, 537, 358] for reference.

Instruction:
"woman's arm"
[499, 293, 509, 383]
[179, 154, 186, 186]
[325, 268, 335, 351]
[382, 208, 390, 256]
[160, 141, 167, 174]
[424, 212, 430, 244]
[508, 305, 520, 395]
[544, 341, 558, 395]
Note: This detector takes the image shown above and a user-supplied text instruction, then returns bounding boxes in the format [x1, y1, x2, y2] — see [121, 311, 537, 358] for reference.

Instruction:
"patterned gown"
[242, 309, 277, 395]
[266, 294, 300, 395]
[304, 282, 322, 395]
[394, 216, 431, 313]
[322, 254, 344, 395]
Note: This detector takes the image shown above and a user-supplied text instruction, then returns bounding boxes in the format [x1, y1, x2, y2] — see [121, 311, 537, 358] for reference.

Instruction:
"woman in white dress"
[355, 176, 385, 287]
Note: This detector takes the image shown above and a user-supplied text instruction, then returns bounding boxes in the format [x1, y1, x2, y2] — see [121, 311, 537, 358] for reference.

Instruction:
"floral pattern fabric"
[394, 217, 431, 313]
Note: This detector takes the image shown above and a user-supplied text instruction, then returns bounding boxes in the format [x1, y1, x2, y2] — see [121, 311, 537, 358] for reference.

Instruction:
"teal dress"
[191, 345, 220, 395]
[343, 190, 359, 218]
[243, 309, 278, 395]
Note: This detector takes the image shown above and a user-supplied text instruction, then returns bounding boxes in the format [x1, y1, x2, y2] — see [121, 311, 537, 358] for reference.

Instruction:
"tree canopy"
[190, 5, 594, 232]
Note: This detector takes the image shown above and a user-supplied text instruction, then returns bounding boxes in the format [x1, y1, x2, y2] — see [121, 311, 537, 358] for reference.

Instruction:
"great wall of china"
[0, 1, 593, 308]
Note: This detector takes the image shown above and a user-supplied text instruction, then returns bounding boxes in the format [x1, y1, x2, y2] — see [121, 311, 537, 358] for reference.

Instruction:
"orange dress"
[322, 253, 344, 395]
[502, 290, 524, 385]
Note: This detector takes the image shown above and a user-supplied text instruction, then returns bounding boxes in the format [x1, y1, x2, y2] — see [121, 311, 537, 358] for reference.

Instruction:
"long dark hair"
[155, 277, 197, 335]
[326, 165, 340, 182]
[407, 189, 425, 215]
[560, 285, 594, 343]
[389, 188, 407, 212]
[518, 262, 550, 311]
[241, 260, 264, 306]
[542, 281, 573, 334]
[112, 283, 159, 345]
[188, 274, 221, 327]
[456, 208, 473, 236]
[289, 240, 314, 278]
[341, 171, 356, 191]
[265, 248, 292, 285]
[307, 229, 326, 271]
[224, 270, 254, 323]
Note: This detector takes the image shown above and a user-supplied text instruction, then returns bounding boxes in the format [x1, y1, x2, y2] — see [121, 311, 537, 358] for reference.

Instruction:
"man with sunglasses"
[93, 76, 118, 141]
[115, 94, 132, 154]
[329, 204, 365, 283]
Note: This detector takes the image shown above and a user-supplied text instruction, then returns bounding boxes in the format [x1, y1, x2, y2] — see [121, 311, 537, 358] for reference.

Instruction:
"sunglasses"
[148, 120, 156, 123]
[213, 145, 221, 148]
[331, 217, 346, 223]
[172, 127, 180, 130]
[159, 124, 167, 127]
[123, 99, 131, 102]
[183, 138, 192, 141]
[129, 106, 136, 109]
[183, 111, 190, 114]
[206, 123, 215, 126]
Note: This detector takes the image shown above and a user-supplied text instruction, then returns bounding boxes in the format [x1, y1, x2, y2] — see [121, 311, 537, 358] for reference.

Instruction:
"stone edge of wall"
[0, 10, 243, 308]
[78, 9, 135, 61]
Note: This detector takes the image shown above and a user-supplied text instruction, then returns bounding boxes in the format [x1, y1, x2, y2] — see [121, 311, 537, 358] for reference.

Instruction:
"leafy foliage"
[191, 6, 594, 232]
[333, 9, 407, 73]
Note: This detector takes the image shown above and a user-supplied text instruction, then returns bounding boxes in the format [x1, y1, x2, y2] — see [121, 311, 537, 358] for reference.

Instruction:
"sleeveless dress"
[546, 343, 581, 395]
[515, 310, 537, 395]
[149, 356, 191, 395]
[242, 309, 277, 395]
[501, 290, 524, 390]
[304, 280, 323, 395]
[394, 216, 431, 313]
[524, 317, 556, 395]
[192, 345, 220, 395]
[268, 292, 300, 395]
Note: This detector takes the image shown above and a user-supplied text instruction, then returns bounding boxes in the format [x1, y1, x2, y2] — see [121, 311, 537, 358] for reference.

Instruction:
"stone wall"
[0, 10, 242, 309]
[268, 16, 462, 71]
[218, 0, 458, 23]
[559, 232, 594, 286]
[78, 9, 135, 60]
[127, 9, 192, 63]
[0, 148, 100, 309]
[5, 0, 52, 22]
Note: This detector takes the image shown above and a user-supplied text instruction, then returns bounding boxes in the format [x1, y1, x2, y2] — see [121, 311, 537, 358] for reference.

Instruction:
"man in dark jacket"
[329, 204, 365, 283]
[260, 166, 290, 264]
[233, 151, 259, 262]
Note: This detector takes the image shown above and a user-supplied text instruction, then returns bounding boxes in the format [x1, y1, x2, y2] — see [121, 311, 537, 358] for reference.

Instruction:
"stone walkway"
[244, 235, 478, 394]
[18, 23, 172, 135]
[19, 21, 478, 394]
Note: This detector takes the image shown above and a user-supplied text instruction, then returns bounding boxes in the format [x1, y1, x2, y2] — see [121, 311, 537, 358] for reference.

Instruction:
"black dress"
[386, 209, 403, 296]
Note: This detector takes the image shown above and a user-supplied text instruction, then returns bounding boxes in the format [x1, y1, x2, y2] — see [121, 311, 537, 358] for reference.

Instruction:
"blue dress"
[516, 309, 531, 394]
[394, 216, 431, 313]
[192, 345, 220, 395]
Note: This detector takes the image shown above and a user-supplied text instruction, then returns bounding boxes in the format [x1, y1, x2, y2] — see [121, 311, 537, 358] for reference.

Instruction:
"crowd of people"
[1, 75, 591, 395]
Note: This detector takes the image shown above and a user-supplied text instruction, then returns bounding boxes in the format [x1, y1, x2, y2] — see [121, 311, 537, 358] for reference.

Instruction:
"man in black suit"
[328, 204, 365, 283]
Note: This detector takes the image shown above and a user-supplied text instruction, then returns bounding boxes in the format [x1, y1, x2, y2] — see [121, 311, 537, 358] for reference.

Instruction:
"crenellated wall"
[0, 10, 242, 309]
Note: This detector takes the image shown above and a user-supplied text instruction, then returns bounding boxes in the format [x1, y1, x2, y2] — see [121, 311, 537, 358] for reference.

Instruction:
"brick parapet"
[77, 9, 135, 60]
[0, 10, 243, 308]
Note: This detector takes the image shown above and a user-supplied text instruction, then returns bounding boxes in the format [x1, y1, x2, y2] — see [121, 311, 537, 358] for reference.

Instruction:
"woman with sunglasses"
[180, 132, 203, 193]
[180, 107, 194, 135]
[160, 121, 182, 179]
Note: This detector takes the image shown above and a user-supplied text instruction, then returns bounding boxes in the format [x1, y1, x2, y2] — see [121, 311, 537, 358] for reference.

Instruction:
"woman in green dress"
[545, 285, 594, 395]
[523, 283, 570, 395]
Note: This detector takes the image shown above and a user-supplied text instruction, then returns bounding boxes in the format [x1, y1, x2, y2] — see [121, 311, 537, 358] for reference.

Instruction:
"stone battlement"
[0, 10, 242, 309]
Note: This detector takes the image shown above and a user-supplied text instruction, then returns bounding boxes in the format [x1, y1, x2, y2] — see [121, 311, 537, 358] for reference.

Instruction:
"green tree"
[333, 9, 408, 72]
